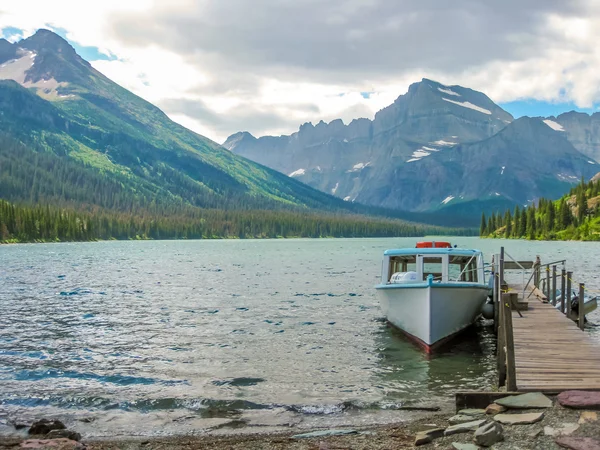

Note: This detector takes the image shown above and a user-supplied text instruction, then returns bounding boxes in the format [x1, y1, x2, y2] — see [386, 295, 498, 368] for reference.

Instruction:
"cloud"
[2, 0, 600, 142]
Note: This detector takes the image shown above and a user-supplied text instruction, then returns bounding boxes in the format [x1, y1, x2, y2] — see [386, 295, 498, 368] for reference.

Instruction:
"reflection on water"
[373, 323, 496, 404]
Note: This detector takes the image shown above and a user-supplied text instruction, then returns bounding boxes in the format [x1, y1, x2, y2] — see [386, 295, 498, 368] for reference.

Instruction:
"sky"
[1, 0, 600, 144]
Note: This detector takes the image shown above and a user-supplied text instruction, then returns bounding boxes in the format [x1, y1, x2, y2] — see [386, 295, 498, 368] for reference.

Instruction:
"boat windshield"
[387, 253, 480, 283]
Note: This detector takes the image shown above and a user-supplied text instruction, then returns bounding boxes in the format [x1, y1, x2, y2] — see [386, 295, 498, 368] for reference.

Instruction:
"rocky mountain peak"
[20, 29, 76, 57]
[222, 131, 256, 150]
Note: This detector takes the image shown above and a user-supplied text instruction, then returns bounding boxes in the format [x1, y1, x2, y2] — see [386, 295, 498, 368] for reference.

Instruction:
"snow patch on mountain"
[441, 196, 455, 204]
[501, 166, 505, 175]
[331, 182, 339, 194]
[431, 140, 456, 146]
[438, 87, 460, 97]
[0, 51, 36, 84]
[442, 98, 492, 115]
[347, 162, 371, 172]
[288, 168, 305, 177]
[543, 119, 565, 132]
[589, 161, 596, 164]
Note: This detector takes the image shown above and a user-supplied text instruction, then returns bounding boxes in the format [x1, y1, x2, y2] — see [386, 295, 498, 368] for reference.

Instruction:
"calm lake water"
[1, 237, 599, 436]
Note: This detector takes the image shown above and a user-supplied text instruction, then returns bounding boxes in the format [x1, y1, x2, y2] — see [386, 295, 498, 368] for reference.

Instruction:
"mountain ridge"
[225, 79, 598, 213]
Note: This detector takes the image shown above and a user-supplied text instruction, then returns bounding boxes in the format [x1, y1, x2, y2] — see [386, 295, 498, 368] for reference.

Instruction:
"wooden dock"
[494, 250, 600, 393]
[511, 300, 600, 392]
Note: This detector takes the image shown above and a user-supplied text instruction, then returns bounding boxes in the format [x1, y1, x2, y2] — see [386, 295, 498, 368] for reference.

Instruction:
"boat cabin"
[381, 248, 485, 285]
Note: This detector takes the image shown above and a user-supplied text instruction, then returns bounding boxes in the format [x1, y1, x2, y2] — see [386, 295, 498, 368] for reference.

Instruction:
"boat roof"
[383, 248, 482, 257]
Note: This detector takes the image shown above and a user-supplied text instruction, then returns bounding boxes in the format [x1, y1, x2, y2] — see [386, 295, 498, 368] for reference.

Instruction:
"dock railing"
[494, 247, 592, 392]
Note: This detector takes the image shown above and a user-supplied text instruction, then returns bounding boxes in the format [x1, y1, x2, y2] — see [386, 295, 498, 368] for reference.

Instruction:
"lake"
[1, 237, 599, 436]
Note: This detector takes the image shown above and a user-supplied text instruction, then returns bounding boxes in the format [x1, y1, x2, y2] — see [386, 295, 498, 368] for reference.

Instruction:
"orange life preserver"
[415, 241, 452, 248]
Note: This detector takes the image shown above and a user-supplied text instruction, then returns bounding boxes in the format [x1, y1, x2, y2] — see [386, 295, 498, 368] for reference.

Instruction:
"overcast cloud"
[1, 0, 600, 142]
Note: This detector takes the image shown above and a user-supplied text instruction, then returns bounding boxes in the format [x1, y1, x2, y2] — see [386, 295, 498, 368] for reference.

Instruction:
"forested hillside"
[0, 199, 475, 243]
[480, 177, 600, 240]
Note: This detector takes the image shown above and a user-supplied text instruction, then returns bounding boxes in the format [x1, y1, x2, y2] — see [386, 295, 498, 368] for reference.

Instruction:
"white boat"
[375, 242, 489, 352]
[554, 289, 598, 321]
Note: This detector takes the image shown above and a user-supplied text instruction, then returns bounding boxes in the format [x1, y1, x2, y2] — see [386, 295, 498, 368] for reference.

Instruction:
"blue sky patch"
[50, 27, 117, 62]
[1, 26, 24, 42]
[500, 99, 598, 119]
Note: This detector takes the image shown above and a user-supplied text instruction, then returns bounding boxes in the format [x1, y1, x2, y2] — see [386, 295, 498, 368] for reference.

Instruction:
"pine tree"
[504, 210, 512, 238]
[480, 212, 487, 236]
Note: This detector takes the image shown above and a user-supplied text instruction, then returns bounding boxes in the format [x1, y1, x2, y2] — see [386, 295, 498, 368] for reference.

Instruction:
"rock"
[414, 432, 431, 446]
[495, 392, 552, 409]
[452, 443, 479, 450]
[449, 414, 481, 424]
[558, 391, 600, 410]
[529, 427, 543, 438]
[485, 403, 507, 415]
[545, 423, 580, 437]
[46, 430, 82, 441]
[414, 428, 444, 445]
[292, 429, 358, 439]
[495, 411, 545, 425]
[556, 437, 600, 450]
[444, 419, 487, 436]
[579, 411, 598, 424]
[457, 408, 486, 416]
[20, 438, 85, 449]
[9, 420, 30, 430]
[474, 421, 504, 447]
[29, 419, 66, 435]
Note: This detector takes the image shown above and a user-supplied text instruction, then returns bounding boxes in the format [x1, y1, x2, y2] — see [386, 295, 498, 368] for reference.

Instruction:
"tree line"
[0, 199, 475, 243]
[480, 177, 600, 240]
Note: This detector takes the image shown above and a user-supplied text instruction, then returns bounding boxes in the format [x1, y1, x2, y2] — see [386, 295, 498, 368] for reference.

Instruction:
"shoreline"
[0, 409, 447, 449]
[4, 394, 600, 449]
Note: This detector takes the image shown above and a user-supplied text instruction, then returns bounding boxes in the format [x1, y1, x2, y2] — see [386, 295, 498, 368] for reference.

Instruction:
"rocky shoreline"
[1, 391, 599, 449]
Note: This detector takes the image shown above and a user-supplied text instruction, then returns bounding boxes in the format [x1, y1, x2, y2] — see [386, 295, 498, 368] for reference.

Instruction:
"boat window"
[388, 256, 416, 281]
[423, 257, 443, 281]
[448, 255, 478, 282]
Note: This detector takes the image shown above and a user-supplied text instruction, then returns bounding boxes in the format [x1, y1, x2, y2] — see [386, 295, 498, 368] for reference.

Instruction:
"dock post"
[552, 265, 557, 306]
[534, 256, 541, 287]
[579, 283, 585, 331]
[502, 292, 517, 392]
[566, 272, 573, 318]
[545, 265, 550, 298]
[493, 256, 499, 335]
[497, 248, 506, 387]
[560, 269, 566, 314]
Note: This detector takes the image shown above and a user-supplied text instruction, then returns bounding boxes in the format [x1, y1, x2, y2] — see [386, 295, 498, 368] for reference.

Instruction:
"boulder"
[495, 411, 544, 425]
[444, 419, 487, 436]
[555, 437, 600, 450]
[29, 420, 66, 436]
[558, 391, 600, 410]
[495, 392, 552, 409]
[46, 430, 82, 441]
[485, 403, 507, 415]
[474, 421, 504, 447]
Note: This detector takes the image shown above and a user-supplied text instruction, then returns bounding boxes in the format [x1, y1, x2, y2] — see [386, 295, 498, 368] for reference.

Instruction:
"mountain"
[0, 29, 396, 218]
[225, 79, 599, 213]
[543, 113, 600, 163]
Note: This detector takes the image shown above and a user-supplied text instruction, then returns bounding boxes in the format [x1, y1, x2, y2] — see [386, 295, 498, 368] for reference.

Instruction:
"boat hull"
[376, 283, 489, 352]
